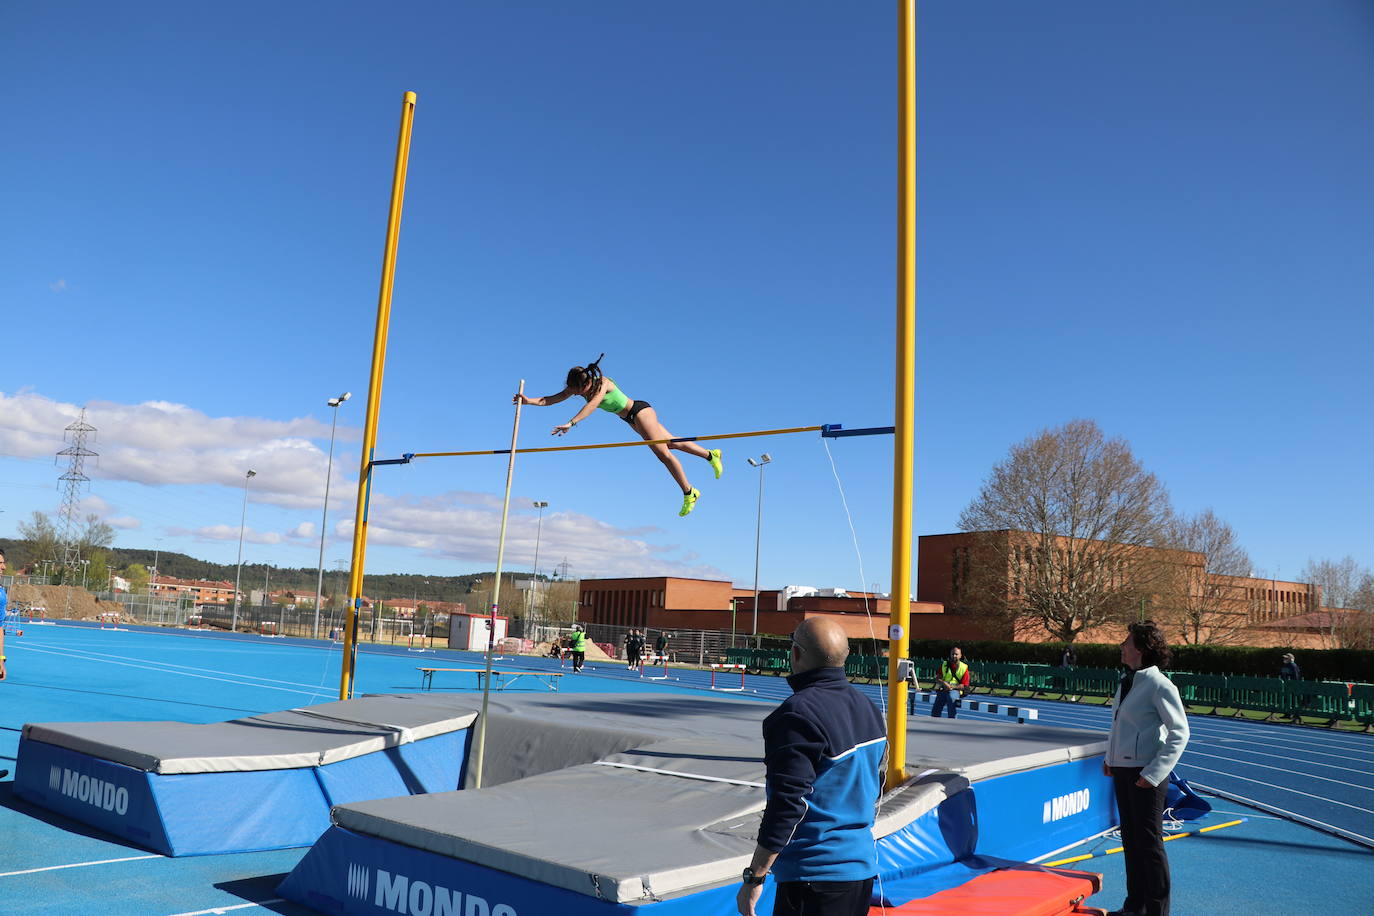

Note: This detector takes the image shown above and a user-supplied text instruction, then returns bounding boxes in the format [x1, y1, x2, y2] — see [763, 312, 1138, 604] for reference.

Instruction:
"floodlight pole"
[231, 469, 256, 634]
[314, 392, 351, 640]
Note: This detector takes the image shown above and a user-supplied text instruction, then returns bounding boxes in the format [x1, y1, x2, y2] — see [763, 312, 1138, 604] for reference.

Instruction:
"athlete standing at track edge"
[515, 355, 724, 517]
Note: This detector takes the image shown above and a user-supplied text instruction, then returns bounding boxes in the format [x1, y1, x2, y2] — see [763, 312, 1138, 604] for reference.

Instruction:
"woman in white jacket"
[1103, 621, 1190, 916]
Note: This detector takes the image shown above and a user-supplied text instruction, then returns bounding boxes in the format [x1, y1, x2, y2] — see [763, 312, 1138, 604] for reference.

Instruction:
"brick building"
[150, 575, 237, 605]
[918, 530, 1326, 645]
[577, 577, 951, 641]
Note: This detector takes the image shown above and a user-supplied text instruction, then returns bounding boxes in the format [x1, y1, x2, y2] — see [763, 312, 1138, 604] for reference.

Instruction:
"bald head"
[791, 617, 850, 673]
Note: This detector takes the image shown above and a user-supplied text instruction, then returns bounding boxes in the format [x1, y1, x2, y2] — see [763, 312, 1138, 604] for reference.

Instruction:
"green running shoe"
[679, 487, 700, 517]
[708, 448, 724, 479]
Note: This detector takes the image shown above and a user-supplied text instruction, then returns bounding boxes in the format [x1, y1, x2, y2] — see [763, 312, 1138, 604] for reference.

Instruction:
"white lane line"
[165, 899, 285, 916]
[1180, 748, 1374, 792]
[1182, 764, 1374, 816]
[998, 706, 1374, 762]
[13, 642, 338, 691]
[16, 644, 332, 699]
[0, 854, 162, 878]
[1187, 741, 1374, 775]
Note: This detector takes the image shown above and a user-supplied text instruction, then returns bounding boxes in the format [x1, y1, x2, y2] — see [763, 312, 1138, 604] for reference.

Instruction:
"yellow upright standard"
[340, 91, 417, 700]
[886, 0, 916, 788]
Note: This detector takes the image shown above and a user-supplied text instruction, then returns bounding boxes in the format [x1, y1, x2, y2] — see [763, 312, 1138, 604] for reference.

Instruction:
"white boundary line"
[14, 642, 337, 691]
[15, 644, 332, 699]
[1180, 764, 1374, 816]
[1180, 748, 1374, 792]
[165, 899, 285, 916]
[1191, 781, 1374, 849]
[0, 854, 162, 878]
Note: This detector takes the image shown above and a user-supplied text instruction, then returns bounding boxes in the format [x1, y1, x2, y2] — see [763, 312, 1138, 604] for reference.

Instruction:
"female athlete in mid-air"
[514, 355, 722, 516]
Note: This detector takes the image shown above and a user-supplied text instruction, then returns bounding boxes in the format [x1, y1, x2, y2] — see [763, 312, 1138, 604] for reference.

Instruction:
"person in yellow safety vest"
[931, 646, 970, 719]
[568, 626, 588, 673]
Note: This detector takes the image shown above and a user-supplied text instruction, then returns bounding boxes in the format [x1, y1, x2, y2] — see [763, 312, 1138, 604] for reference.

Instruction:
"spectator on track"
[1103, 620, 1190, 916]
[930, 647, 970, 719]
[654, 630, 669, 662]
[1060, 644, 1078, 669]
[568, 625, 587, 673]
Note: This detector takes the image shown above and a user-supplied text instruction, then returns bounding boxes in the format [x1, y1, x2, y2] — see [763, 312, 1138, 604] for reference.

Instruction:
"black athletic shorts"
[622, 400, 651, 425]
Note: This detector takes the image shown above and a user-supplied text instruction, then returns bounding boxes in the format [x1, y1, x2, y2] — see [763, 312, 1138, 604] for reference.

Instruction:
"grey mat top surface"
[336, 693, 1105, 903]
[23, 695, 480, 774]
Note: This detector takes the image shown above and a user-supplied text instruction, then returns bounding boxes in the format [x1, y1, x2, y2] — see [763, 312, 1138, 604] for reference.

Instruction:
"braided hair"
[565, 353, 606, 395]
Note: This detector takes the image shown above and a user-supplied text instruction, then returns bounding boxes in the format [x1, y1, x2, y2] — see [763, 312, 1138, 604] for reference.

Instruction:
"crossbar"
[391, 423, 893, 463]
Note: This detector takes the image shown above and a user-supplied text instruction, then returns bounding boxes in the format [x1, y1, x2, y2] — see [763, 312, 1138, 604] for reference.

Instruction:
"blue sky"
[2, 1, 1371, 592]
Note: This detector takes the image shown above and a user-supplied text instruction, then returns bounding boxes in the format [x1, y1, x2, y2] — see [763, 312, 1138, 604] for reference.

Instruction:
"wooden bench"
[417, 667, 563, 692]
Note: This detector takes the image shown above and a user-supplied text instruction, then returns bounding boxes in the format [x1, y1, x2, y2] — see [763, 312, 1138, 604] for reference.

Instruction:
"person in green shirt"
[515, 355, 723, 517]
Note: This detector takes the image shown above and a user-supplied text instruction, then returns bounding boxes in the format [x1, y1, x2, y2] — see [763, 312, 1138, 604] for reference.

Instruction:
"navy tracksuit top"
[758, 666, 887, 882]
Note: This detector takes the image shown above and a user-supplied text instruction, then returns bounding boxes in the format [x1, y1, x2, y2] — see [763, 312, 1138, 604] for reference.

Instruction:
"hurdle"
[709, 663, 747, 691]
[909, 691, 1038, 723]
[407, 632, 432, 653]
[98, 611, 122, 630]
[641, 654, 670, 681]
[258, 620, 284, 638]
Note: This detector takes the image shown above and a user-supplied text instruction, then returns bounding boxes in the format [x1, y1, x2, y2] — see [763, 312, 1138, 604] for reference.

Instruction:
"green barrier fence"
[1351, 684, 1374, 725]
[726, 650, 1368, 724]
[1170, 672, 1229, 707]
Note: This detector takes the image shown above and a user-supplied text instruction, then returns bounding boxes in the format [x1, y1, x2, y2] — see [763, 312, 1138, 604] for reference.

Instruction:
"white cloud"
[0, 391, 359, 510]
[76, 495, 114, 516]
[174, 524, 284, 546]
[107, 516, 142, 530]
[335, 493, 730, 581]
[1, 390, 729, 581]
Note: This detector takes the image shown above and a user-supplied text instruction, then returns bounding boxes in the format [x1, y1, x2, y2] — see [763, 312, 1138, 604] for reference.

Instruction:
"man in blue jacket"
[737, 617, 887, 916]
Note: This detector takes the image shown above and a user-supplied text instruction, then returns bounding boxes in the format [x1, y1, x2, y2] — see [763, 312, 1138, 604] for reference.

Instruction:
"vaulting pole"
[472, 381, 525, 788]
[339, 90, 416, 701]
[886, 0, 916, 788]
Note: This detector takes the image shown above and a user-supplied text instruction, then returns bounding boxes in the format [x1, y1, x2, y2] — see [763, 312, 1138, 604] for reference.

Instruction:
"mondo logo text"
[1042, 788, 1090, 823]
[347, 865, 517, 916]
[49, 765, 129, 816]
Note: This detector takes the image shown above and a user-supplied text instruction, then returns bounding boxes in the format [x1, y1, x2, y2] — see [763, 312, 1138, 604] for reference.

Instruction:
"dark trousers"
[773, 877, 874, 916]
[930, 689, 959, 718]
[571, 650, 585, 671]
[1112, 767, 1171, 916]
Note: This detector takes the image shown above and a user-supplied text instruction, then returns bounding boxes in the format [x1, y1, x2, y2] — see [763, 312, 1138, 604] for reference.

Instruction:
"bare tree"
[1300, 556, 1367, 609]
[16, 510, 61, 570]
[1163, 509, 1253, 645]
[1303, 558, 1374, 648]
[957, 419, 1176, 642]
[78, 514, 116, 554]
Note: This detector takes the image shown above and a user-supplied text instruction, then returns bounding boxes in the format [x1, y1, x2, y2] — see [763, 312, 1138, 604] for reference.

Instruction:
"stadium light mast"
[231, 469, 256, 634]
[314, 391, 351, 640]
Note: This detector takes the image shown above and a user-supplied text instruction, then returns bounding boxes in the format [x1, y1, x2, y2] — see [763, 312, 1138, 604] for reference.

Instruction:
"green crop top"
[596, 379, 630, 414]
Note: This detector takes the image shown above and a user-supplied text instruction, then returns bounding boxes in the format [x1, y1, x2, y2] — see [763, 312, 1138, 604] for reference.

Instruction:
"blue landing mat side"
[279, 826, 773, 916]
[315, 731, 467, 806]
[14, 738, 172, 853]
[971, 756, 1115, 863]
[13, 729, 470, 857]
